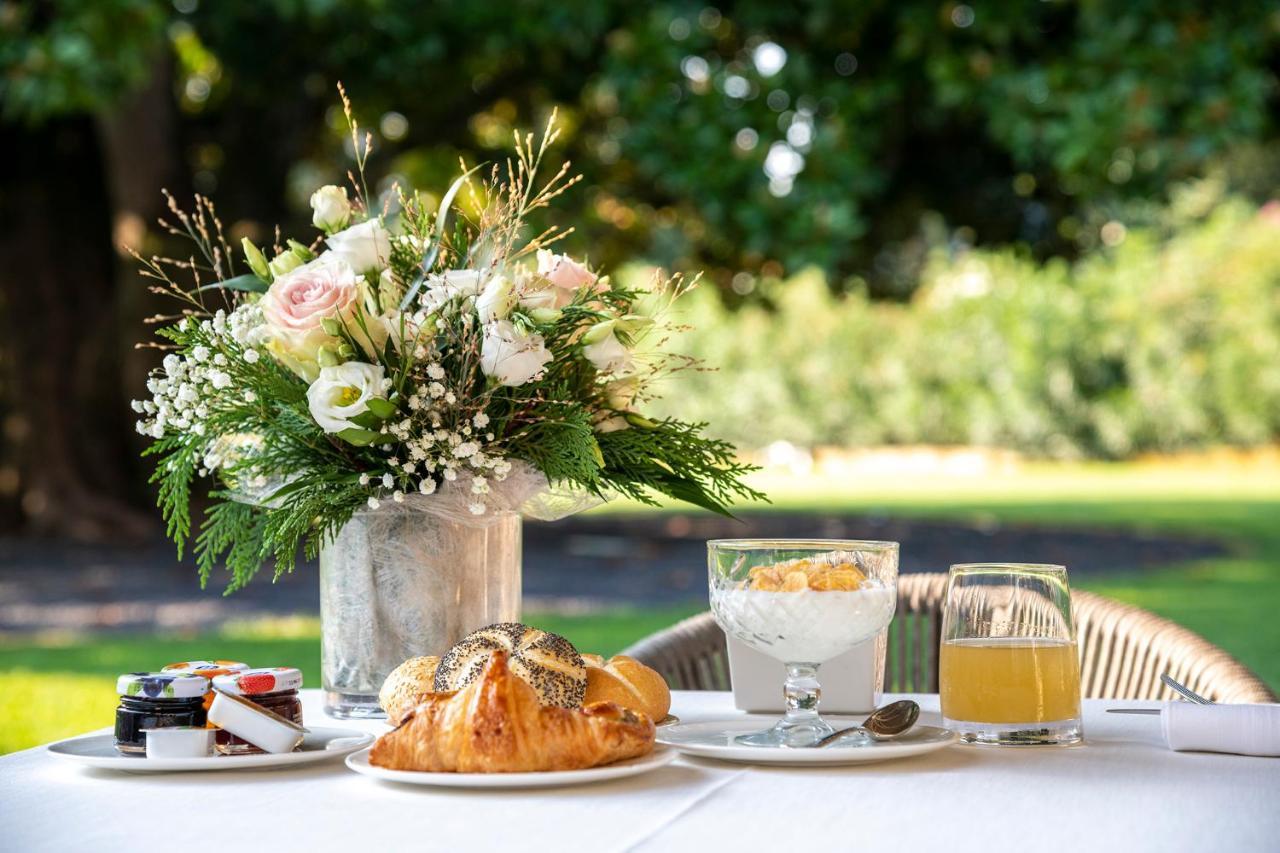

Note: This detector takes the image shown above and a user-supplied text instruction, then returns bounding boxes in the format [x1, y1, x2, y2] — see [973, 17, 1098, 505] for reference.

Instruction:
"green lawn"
[3, 459, 1277, 755]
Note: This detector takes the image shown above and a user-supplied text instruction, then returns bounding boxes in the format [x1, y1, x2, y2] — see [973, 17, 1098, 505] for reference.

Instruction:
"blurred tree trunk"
[0, 61, 176, 540]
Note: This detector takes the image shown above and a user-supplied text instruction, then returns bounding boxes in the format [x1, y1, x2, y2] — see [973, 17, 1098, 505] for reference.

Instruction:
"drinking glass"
[708, 539, 898, 747]
[939, 563, 1083, 746]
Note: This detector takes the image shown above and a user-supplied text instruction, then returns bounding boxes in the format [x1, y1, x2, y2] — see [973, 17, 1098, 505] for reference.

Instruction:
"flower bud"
[310, 185, 352, 234]
[287, 239, 317, 262]
[241, 238, 272, 281]
[528, 307, 562, 324]
[582, 319, 616, 345]
[320, 317, 344, 337]
[317, 346, 341, 367]
[337, 343, 356, 359]
[268, 250, 303, 278]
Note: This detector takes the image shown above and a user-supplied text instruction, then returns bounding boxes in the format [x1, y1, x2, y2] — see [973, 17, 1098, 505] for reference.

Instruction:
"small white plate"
[46, 727, 374, 772]
[345, 744, 677, 788]
[657, 720, 956, 765]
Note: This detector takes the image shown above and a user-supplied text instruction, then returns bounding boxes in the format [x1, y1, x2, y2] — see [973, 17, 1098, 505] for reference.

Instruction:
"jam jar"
[211, 667, 303, 755]
[162, 660, 249, 713]
[114, 672, 209, 755]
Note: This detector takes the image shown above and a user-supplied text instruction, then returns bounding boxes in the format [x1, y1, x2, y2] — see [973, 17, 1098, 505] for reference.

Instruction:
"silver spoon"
[814, 700, 920, 748]
[1161, 673, 1213, 705]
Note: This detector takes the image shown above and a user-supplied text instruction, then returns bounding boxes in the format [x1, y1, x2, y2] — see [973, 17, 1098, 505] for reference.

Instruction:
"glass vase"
[318, 504, 521, 718]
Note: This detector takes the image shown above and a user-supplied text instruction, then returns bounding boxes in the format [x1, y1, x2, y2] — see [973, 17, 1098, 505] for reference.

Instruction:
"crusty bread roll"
[582, 654, 671, 722]
[379, 656, 440, 725]
[371, 650, 654, 773]
[434, 623, 586, 708]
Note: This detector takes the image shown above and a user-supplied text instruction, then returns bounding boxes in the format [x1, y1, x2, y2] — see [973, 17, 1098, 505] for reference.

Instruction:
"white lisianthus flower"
[376, 309, 424, 354]
[419, 269, 482, 313]
[592, 413, 630, 433]
[582, 321, 633, 374]
[310, 185, 352, 233]
[604, 376, 640, 410]
[306, 362, 389, 434]
[475, 274, 517, 322]
[261, 255, 361, 381]
[480, 320, 553, 387]
[325, 219, 391, 275]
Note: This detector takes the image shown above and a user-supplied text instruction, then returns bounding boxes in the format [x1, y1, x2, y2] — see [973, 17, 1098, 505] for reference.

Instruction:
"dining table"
[2, 689, 1276, 852]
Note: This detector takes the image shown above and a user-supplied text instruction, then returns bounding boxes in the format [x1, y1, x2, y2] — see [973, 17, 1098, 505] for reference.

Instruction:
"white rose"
[582, 327, 633, 374]
[306, 362, 389, 434]
[476, 274, 516, 322]
[326, 219, 391, 274]
[310, 185, 351, 233]
[480, 320, 553, 387]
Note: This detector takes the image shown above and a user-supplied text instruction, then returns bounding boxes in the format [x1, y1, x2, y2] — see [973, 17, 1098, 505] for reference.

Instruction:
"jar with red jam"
[211, 667, 303, 755]
[114, 672, 209, 755]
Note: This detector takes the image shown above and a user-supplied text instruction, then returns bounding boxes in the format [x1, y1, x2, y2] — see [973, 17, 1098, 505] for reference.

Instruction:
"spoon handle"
[813, 726, 872, 748]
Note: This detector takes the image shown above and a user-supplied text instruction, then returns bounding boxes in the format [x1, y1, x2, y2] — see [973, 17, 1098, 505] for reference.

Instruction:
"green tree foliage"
[3, 1, 1276, 295]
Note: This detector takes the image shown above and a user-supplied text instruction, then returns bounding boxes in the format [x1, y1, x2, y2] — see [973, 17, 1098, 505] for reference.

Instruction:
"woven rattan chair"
[622, 572, 1276, 703]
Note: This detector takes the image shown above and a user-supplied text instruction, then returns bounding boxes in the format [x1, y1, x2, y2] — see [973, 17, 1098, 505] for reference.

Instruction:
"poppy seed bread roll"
[379, 656, 441, 725]
[434, 623, 587, 708]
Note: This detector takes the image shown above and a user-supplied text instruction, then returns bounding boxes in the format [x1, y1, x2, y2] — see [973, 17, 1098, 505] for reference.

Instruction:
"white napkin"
[1161, 701, 1280, 757]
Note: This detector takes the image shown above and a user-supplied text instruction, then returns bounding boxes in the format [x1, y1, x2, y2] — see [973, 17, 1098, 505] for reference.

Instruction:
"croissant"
[369, 649, 655, 773]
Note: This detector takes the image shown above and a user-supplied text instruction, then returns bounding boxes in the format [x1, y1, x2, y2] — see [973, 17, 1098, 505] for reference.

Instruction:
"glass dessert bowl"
[709, 539, 899, 747]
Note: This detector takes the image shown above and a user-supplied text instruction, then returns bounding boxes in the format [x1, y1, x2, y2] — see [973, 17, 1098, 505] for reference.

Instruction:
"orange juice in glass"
[939, 564, 1083, 745]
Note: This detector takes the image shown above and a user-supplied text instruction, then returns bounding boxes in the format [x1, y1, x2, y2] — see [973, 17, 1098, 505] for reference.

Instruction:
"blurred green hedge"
[657, 191, 1280, 457]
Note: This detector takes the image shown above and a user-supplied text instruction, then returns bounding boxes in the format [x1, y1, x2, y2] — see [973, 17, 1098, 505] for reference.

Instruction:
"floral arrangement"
[132, 92, 762, 591]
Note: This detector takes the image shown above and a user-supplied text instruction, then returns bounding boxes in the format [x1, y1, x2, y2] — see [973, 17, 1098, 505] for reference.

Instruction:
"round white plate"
[657, 721, 956, 765]
[345, 744, 677, 788]
[46, 727, 374, 772]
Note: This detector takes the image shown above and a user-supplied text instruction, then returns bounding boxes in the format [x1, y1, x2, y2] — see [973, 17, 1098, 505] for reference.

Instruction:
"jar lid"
[117, 672, 209, 700]
[212, 667, 303, 696]
[162, 660, 250, 679]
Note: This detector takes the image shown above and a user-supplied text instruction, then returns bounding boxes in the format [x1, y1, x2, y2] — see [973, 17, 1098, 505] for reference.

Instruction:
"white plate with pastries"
[360, 623, 679, 788]
[346, 743, 677, 789]
[656, 720, 956, 765]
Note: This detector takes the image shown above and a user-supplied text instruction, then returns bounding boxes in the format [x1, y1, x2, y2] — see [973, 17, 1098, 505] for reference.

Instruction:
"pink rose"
[261, 255, 360, 380]
[537, 249, 598, 292]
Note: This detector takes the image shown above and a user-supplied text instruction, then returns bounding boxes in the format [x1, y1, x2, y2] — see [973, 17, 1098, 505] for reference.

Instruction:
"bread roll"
[582, 654, 671, 722]
[434, 623, 586, 708]
[370, 649, 654, 773]
[379, 656, 440, 725]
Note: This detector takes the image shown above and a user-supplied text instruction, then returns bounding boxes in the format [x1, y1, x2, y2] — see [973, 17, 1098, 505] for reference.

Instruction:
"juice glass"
[939, 563, 1083, 746]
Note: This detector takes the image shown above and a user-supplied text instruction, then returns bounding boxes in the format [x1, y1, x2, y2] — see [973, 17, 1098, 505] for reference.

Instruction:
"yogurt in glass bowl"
[709, 540, 899, 747]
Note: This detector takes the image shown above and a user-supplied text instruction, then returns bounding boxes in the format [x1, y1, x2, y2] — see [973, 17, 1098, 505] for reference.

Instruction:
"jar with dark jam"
[114, 673, 209, 755]
[211, 667, 304, 755]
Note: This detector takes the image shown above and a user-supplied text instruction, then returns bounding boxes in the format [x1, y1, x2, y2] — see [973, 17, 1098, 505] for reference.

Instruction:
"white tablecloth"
[2, 690, 1276, 852]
